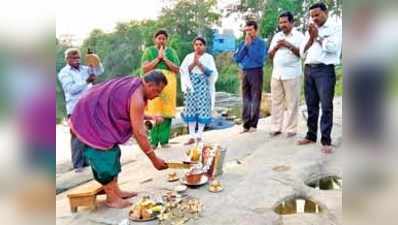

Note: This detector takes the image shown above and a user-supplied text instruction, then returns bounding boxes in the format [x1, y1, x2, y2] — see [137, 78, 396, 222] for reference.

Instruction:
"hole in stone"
[306, 176, 342, 190]
[272, 165, 291, 172]
[274, 197, 322, 215]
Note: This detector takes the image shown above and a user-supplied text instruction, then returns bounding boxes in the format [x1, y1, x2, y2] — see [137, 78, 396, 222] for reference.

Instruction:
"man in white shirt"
[268, 11, 304, 138]
[297, 2, 342, 153]
[58, 48, 104, 172]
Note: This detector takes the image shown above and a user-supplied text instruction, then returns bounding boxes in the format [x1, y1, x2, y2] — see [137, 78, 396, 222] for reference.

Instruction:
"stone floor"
[56, 97, 342, 225]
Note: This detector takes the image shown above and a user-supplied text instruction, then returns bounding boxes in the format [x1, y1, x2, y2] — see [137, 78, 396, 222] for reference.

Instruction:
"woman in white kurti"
[180, 37, 218, 145]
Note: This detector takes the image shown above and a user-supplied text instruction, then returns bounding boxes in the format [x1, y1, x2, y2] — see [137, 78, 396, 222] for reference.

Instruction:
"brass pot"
[185, 173, 203, 184]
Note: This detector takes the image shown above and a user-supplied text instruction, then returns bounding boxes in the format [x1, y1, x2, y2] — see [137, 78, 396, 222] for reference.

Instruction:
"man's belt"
[306, 63, 334, 68]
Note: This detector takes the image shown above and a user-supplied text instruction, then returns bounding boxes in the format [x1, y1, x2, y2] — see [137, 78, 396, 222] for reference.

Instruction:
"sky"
[56, 0, 242, 45]
[56, 0, 162, 43]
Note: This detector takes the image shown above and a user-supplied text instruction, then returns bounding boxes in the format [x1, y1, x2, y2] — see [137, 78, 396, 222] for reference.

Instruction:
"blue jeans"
[304, 64, 336, 145]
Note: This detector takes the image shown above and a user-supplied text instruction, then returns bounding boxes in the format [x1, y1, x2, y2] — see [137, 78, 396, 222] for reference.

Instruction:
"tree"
[225, 0, 342, 39]
[260, 0, 302, 39]
[81, 22, 147, 80]
[56, 39, 69, 120]
[157, 0, 221, 59]
[140, 20, 162, 47]
[154, 0, 222, 105]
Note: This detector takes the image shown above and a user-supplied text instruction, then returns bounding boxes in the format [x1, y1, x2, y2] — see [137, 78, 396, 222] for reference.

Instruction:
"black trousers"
[304, 64, 336, 145]
[241, 68, 263, 129]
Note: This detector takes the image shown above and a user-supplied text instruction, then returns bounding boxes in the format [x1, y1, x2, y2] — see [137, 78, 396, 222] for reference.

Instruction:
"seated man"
[69, 70, 169, 208]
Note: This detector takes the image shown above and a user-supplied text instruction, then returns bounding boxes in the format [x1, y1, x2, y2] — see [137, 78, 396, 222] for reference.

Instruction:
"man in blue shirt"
[233, 21, 267, 133]
[58, 48, 104, 172]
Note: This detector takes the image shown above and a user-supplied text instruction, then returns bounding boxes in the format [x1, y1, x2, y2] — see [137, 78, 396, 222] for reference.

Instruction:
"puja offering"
[202, 144, 226, 178]
[128, 195, 162, 222]
[184, 166, 204, 184]
[179, 144, 227, 187]
[158, 197, 203, 225]
[167, 172, 179, 182]
[186, 144, 202, 162]
[162, 191, 182, 204]
[181, 166, 208, 186]
[166, 160, 194, 169]
[174, 185, 187, 193]
[208, 179, 224, 193]
[180, 175, 208, 186]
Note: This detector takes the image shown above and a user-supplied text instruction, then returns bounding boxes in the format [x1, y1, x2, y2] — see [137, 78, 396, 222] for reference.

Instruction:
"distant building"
[212, 29, 236, 54]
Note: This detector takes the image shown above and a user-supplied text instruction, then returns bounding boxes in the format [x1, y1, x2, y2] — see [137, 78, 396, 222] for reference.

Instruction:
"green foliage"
[169, 36, 193, 64]
[240, 0, 266, 12]
[335, 65, 344, 96]
[214, 52, 240, 94]
[56, 39, 68, 120]
[140, 20, 162, 47]
[213, 52, 274, 95]
[228, 0, 342, 39]
[80, 22, 146, 80]
[158, 0, 221, 59]
[262, 63, 273, 92]
[56, 42, 68, 73]
[260, 0, 302, 39]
